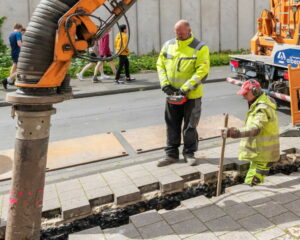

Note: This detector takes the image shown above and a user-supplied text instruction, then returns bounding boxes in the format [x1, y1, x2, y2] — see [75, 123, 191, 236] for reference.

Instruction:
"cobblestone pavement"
[68, 171, 300, 240]
[1, 137, 299, 239]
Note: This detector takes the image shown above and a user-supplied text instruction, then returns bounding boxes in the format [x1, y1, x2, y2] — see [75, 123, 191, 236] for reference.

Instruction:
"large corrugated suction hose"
[17, 0, 79, 95]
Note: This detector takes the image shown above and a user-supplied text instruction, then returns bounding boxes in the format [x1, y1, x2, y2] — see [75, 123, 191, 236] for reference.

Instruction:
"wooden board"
[122, 114, 244, 153]
[0, 133, 127, 181]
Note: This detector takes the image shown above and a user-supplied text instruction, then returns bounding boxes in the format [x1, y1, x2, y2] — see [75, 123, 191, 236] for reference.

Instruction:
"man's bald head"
[174, 20, 191, 41]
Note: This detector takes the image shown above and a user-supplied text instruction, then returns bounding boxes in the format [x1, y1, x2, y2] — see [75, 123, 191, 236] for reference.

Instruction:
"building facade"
[0, 0, 269, 54]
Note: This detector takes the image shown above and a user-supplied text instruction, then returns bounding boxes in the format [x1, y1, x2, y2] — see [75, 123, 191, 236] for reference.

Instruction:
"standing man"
[222, 79, 280, 186]
[156, 20, 210, 167]
[1, 23, 23, 90]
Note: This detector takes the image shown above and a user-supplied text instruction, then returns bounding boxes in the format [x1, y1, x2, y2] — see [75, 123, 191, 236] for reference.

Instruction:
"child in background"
[114, 24, 135, 84]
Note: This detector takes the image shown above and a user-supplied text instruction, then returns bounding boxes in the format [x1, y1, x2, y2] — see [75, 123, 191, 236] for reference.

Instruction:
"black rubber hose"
[17, 0, 80, 95]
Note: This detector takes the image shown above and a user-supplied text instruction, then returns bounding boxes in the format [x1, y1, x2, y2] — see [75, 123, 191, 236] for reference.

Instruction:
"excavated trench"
[40, 159, 300, 240]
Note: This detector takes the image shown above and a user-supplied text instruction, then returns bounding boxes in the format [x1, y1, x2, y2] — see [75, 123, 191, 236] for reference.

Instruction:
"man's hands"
[221, 127, 240, 138]
[162, 85, 177, 95]
[162, 85, 186, 96]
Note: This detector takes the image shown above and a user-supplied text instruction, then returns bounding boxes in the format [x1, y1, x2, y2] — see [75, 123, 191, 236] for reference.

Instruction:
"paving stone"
[239, 214, 274, 233]
[253, 201, 288, 218]
[273, 234, 296, 240]
[125, 169, 152, 179]
[68, 227, 105, 240]
[79, 174, 107, 189]
[158, 174, 184, 193]
[131, 175, 159, 193]
[218, 229, 256, 240]
[130, 210, 162, 228]
[56, 179, 82, 193]
[42, 197, 61, 213]
[138, 221, 174, 239]
[255, 227, 286, 240]
[171, 217, 207, 239]
[192, 204, 226, 222]
[107, 177, 133, 188]
[102, 169, 127, 181]
[211, 193, 243, 207]
[141, 161, 158, 170]
[270, 211, 300, 230]
[184, 231, 218, 240]
[286, 225, 300, 239]
[229, 158, 250, 171]
[61, 197, 91, 219]
[181, 195, 212, 210]
[43, 184, 58, 201]
[151, 168, 175, 177]
[270, 192, 299, 204]
[238, 191, 272, 206]
[195, 163, 218, 182]
[122, 164, 146, 173]
[159, 235, 181, 240]
[84, 186, 113, 206]
[223, 202, 257, 220]
[202, 157, 236, 171]
[172, 166, 200, 182]
[267, 174, 291, 185]
[113, 185, 141, 205]
[284, 199, 300, 217]
[225, 184, 254, 195]
[58, 188, 86, 202]
[205, 215, 241, 236]
[160, 206, 194, 225]
[103, 223, 141, 240]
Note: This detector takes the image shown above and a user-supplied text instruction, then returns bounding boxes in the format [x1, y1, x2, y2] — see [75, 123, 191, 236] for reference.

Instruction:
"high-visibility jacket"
[239, 93, 280, 163]
[157, 34, 210, 99]
[114, 32, 129, 55]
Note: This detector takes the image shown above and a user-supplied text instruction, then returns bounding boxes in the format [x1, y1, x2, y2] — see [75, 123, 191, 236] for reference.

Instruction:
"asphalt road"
[0, 81, 291, 151]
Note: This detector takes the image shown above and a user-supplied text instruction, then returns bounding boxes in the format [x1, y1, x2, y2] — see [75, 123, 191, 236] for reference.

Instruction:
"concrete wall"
[0, 0, 269, 54]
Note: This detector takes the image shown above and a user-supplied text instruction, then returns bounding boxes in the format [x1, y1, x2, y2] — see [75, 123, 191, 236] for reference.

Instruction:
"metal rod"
[5, 105, 56, 240]
[216, 113, 229, 197]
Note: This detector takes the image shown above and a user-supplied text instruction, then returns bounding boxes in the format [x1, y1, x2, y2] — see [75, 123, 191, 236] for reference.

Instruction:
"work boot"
[157, 156, 179, 167]
[1, 78, 8, 90]
[184, 155, 197, 166]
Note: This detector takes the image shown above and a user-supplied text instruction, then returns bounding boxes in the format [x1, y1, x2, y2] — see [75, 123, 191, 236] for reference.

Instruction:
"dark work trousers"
[165, 98, 202, 158]
[116, 55, 130, 80]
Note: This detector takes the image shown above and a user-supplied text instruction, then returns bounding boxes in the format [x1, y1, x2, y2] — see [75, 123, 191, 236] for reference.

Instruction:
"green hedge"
[0, 50, 248, 80]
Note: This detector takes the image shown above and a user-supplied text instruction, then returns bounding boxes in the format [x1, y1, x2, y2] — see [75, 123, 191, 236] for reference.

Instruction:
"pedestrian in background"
[156, 19, 210, 167]
[1, 23, 23, 90]
[94, 28, 117, 80]
[76, 41, 102, 83]
[114, 24, 135, 84]
[222, 79, 280, 186]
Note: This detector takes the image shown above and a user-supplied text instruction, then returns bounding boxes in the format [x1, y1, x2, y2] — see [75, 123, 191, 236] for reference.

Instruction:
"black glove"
[162, 85, 176, 95]
[177, 89, 186, 96]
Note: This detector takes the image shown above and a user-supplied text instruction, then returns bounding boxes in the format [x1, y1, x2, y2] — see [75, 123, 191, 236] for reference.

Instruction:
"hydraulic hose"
[16, 0, 80, 95]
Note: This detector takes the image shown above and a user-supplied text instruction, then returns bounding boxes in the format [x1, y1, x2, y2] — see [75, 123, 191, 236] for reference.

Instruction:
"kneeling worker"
[223, 79, 280, 185]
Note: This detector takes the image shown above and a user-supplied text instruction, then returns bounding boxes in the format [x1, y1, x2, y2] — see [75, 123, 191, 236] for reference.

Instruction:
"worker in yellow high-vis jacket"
[156, 20, 210, 167]
[222, 79, 280, 185]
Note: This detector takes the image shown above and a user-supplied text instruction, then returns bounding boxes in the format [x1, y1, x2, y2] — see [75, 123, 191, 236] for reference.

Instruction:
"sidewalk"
[0, 66, 234, 107]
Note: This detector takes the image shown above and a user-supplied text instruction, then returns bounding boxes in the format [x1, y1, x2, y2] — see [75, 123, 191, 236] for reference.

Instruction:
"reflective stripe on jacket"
[156, 34, 210, 99]
[239, 93, 280, 163]
[114, 32, 129, 55]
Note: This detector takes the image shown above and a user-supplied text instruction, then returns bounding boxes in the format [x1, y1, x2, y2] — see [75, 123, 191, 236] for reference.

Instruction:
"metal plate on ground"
[0, 133, 127, 181]
[197, 114, 244, 140]
[121, 114, 244, 153]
